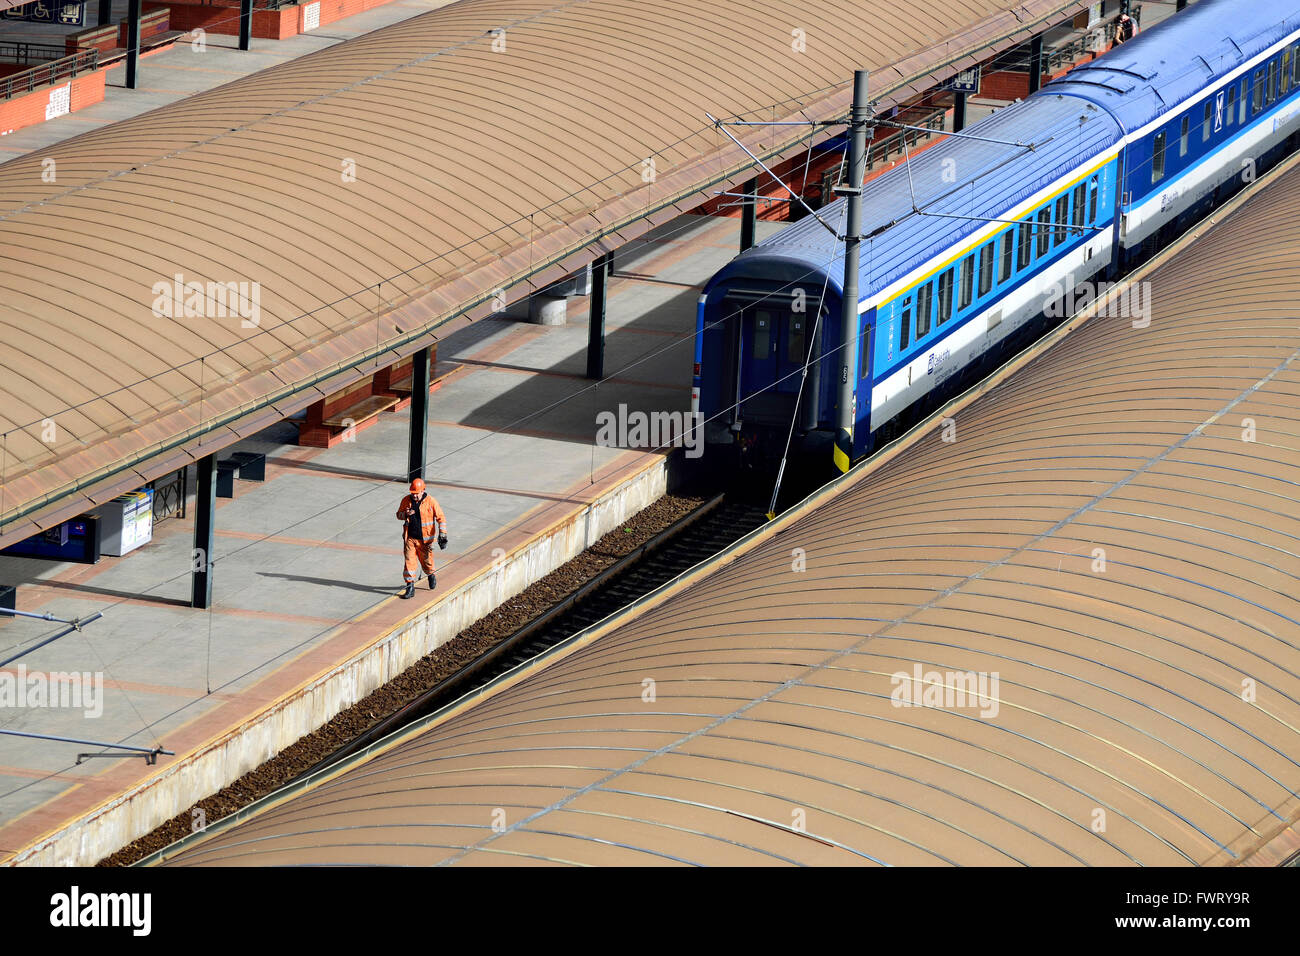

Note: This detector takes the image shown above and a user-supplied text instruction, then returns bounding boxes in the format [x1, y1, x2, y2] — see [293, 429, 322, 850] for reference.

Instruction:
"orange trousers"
[403, 538, 436, 582]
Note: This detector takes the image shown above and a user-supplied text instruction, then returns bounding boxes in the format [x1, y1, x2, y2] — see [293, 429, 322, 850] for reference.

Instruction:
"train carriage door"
[777, 307, 809, 396]
[741, 305, 779, 408]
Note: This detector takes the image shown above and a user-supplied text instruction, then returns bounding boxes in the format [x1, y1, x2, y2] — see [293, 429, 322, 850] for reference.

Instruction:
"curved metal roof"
[155, 155, 1300, 867]
[0, 0, 1092, 547]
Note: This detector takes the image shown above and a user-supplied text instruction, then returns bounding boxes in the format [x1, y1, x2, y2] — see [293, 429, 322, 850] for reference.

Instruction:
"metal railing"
[987, 32, 1099, 79]
[0, 47, 98, 101]
[0, 41, 67, 66]
[866, 105, 947, 168]
[193, 0, 299, 7]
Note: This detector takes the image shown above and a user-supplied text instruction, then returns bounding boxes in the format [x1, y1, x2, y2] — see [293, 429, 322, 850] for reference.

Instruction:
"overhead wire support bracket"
[0, 611, 106, 668]
[891, 123, 1096, 237]
[0, 729, 174, 766]
[705, 111, 843, 239]
[1, 607, 90, 625]
[714, 119, 846, 128]
[871, 117, 1046, 151]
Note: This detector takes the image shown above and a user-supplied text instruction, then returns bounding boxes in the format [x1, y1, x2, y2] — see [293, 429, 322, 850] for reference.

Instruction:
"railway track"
[296, 493, 768, 779]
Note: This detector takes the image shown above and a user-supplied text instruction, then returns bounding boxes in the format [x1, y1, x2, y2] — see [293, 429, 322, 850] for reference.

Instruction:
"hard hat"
[409, 478, 426, 494]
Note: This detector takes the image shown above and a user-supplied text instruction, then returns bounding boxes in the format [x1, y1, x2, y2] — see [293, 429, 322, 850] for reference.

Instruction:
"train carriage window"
[786, 313, 806, 364]
[1054, 195, 1069, 244]
[899, 295, 913, 351]
[859, 317, 871, 380]
[999, 231, 1013, 281]
[1018, 218, 1033, 269]
[1294, 42, 1300, 84]
[1152, 130, 1166, 183]
[753, 310, 773, 357]
[1226, 84, 1237, 128]
[1203, 102, 1213, 142]
[1241, 79, 1249, 123]
[1179, 115, 1189, 156]
[1035, 207, 1051, 257]
[1284, 50, 1292, 95]
[1269, 59, 1279, 104]
[959, 255, 974, 310]
[937, 269, 953, 325]
[1072, 183, 1086, 234]
[1088, 176, 1099, 222]
[1253, 69, 1265, 114]
[916, 283, 933, 338]
[978, 242, 993, 296]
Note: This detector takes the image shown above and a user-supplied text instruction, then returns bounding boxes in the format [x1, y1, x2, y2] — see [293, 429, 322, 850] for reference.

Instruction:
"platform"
[0, 211, 787, 865]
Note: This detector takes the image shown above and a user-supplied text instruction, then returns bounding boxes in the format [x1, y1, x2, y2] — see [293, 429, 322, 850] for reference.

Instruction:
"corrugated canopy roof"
[0, 0, 1091, 545]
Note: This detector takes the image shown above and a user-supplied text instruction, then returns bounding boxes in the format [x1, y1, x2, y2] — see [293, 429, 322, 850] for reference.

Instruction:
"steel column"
[1028, 35, 1044, 95]
[239, 0, 253, 50]
[739, 177, 757, 251]
[124, 0, 141, 90]
[97, 0, 111, 26]
[407, 346, 431, 482]
[953, 90, 967, 133]
[834, 69, 868, 475]
[587, 253, 612, 379]
[191, 456, 216, 609]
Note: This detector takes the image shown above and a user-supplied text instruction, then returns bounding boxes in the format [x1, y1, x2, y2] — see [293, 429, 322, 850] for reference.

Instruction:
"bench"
[214, 452, 267, 498]
[322, 394, 399, 430]
[227, 451, 266, 482]
[388, 361, 462, 396]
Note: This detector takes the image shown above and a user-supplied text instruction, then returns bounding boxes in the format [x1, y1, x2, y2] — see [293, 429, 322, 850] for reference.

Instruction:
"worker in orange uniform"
[396, 478, 448, 599]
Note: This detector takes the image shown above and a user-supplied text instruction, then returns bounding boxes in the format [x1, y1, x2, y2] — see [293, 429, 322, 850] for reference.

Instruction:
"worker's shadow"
[258, 571, 399, 595]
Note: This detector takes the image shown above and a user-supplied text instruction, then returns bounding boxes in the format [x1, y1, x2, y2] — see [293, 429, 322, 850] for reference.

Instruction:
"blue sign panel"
[945, 67, 982, 95]
[3, 1, 83, 24]
[58, 1, 85, 25]
[1, 516, 101, 564]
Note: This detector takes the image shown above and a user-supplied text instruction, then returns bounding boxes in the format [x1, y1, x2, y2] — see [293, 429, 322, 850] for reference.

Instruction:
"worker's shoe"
[399, 582, 415, 599]
[428, 573, 437, 591]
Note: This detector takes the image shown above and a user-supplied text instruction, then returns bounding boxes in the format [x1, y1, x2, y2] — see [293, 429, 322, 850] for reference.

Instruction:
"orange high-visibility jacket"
[397, 493, 447, 541]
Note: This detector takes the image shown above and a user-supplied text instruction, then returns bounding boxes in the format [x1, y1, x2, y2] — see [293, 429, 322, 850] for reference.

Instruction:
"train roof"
[711, 92, 1122, 304]
[1045, 0, 1300, 134]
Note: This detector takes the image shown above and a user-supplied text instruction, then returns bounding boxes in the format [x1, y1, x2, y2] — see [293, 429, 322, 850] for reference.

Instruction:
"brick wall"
[66, 23, 119, 56]
[977, 59, 1096, 103]
[163, 0, 396, 40]
[0, 70, 105, 138]
[118, 8, 171, 46]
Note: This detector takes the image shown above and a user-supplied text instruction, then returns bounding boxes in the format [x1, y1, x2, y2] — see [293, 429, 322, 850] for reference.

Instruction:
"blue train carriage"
[1047, 0, 1300, 264]
[694, 0, 1300, 472]
[695, 92, 1122, 464]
